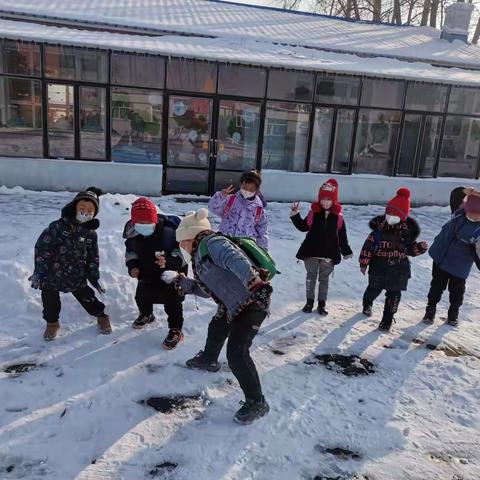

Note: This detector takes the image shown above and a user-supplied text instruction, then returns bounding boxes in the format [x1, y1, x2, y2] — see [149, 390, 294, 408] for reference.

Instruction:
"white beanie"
[176, 208, 211, 242]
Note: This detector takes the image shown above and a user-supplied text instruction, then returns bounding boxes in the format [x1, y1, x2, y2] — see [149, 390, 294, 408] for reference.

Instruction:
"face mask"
[240, 189, 255, 200]
[385, 214, 401, 226]
[135, 223, 155, 236]
[180, 247, 191, 264]
[76, 212, 94, 223]
[320, 199, 333, 210]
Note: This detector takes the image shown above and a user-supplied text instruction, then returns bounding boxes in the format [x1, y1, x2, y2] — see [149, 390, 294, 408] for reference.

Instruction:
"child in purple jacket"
[208, 170, 269, 250]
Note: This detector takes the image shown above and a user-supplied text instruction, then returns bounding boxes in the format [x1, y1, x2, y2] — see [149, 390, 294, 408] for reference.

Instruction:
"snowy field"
[0, 186, 479, 480]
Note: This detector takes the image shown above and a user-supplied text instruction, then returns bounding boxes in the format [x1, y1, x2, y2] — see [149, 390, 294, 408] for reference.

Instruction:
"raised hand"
[291, 201, 300, 215]
[130, 267, 140, 278]
[221, 184, 235, 196]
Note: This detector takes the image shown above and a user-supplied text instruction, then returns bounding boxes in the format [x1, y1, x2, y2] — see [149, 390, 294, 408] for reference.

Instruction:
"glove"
[343, 254, 353, 260]
[29, 273, 44, 289]
[161, 270, 179, 284]
[89, 279, 106, 294]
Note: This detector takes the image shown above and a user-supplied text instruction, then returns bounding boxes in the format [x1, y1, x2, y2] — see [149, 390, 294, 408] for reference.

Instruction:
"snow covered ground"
[0, 186, 479, 480]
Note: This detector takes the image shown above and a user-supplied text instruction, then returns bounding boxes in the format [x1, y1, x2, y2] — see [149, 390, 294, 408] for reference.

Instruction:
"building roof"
[0, 0, 479, 70]
[1, 18, 480, 87]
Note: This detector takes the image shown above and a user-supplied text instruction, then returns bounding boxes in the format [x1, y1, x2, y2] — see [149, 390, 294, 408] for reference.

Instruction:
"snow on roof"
[0, 0, 479, 70]
[1, 18, 480, 87]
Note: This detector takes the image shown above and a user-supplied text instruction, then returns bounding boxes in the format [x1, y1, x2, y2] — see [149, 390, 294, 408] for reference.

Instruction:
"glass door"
[47, 83, 75, 158]
[79, 86, 106, 160]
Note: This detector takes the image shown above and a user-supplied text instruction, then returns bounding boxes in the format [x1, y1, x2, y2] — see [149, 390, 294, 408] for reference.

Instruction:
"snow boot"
[423, 305, 436, 324]
[97, 314, 112, 334]
[43, 321, 60, 341]
[185, 350, 221, 372]
[234, 396, 270, 425]
[362, 302, 373, 317]
[447, 308, 459, 327]
[162, 328, 184, 350]
[378, 310, 395, 332]
[132, 313, 155, 329]
[317, 301, 328, 316]
[302, 299, 314, 313]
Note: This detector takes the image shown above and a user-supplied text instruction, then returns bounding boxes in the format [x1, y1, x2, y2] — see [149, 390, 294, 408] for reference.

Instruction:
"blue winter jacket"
[429, 210, 480, 279]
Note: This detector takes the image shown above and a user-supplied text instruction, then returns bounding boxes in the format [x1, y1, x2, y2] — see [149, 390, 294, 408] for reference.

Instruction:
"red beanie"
[385, 188, 411, 221]
[464, 194, 480, 215]
[318, 179, 339, 204]
[131, 197, 158, 224]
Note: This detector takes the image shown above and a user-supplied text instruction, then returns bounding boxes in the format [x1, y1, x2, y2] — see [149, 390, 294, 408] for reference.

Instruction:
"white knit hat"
[176, 208, 212, 242]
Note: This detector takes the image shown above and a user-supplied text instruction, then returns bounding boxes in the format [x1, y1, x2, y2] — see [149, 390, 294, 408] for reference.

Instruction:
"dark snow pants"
[203, 303, 267, 402]
[41, 286, 105, 323]
[135, 281, 184, 330]
[427, 263, 466, 317]
[363, 286, 401, 323]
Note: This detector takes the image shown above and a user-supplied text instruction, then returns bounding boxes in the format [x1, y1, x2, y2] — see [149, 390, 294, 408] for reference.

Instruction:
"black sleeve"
[290, 213, 309, 232]
[338, 221, 353, 256]
[164, 249, 184, 272]
[124, 236, 140, 274]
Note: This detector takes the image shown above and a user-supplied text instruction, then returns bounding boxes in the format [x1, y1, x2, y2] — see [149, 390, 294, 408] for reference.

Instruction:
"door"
[47, 83, 75, 158]
[164, 95, 262, 194]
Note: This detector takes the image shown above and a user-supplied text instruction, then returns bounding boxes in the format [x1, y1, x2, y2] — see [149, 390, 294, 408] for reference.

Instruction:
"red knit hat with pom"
[131, 197, 158, 224]
[386, 188, 411, 222]
[318, 179, 339, 204]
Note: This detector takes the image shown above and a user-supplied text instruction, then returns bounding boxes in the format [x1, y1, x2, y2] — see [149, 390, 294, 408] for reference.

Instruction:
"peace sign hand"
[221, 184, 235, 196]
[291, 201, 300, 216]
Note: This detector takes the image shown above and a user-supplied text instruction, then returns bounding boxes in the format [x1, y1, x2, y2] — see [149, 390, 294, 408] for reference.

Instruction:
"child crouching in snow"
[30, 187, 111, 340]
[359, 188, 428, 331]
[290, 179, 353, 315]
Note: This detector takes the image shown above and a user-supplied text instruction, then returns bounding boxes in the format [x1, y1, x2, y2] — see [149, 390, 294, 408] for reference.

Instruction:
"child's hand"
[221, 185, 235, 196]
[29, 273, 43, 289]
[155, 255, 166, 269]
[130, 267, 140, 278]
[291, 201, 300, 216]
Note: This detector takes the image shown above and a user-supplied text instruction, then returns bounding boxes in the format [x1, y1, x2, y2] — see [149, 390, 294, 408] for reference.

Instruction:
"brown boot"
[97, 314, 112, 334]
[43, 322, 60, 341]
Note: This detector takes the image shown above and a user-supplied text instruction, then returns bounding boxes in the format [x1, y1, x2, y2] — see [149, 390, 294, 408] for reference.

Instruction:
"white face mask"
[76, 212, 94, 223]
[180, 247, 192, 264]
[135, 223, 155, 236]
[385, 214, 401, 226]
[320, 199, 333, 210]
[240, 189, 255, 200]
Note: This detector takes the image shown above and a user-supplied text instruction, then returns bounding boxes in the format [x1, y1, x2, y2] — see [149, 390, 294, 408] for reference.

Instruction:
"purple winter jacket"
[208, 191, 269, 250]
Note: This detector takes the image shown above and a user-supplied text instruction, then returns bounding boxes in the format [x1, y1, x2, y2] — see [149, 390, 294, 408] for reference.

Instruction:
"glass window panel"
[80, 87, 106, 160]
[111, 53, 165, 89]
[0, 77, 42, 157]
[315, 74, 360, 105]
[310, 107, 334, 173]
[262, 101, 310, 172]
[267, 70, 314, 102]
[418, 115, 442, 177]
[167, 96, 213, 167]
[438, 116, 480, 179]
[448, 87, 480, 116]
[332, 109, 355, 173]
[218, 64, 266, 98]
[166, 168, 209, 194]
[44, 46, 108, 82]
[361, 79, 404, 109]
[216, 100, 260, 171]
[353, 109, 401, 175]
[213, 170, 244, 193]
[0, 40, 41, 76]
[166, 59, 216, 93]
[405, 83, 447, 112]
[111, 87, 163, 164]
[47, 83, 75, 158]
[397, 114, 421, 176]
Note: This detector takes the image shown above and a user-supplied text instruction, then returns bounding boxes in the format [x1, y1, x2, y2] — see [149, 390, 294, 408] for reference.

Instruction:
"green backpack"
[198, 234, 280, 281]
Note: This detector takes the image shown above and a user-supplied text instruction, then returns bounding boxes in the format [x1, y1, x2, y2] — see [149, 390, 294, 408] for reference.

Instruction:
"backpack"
[224, 195, 263, 224]
[306, 210, 344, 231]
[198, 234, 280, 281]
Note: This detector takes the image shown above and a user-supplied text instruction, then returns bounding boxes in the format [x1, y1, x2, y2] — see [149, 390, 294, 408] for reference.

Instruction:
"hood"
[61, 201, 100, 230]
[369, 214, 420, 240]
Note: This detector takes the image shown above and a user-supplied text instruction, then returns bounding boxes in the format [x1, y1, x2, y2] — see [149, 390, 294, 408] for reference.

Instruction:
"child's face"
[76, 200, 96, 217]
[241, 181, 257, 194]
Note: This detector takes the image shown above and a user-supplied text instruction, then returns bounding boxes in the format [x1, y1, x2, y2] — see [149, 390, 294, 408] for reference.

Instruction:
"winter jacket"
[290, 208, 352, 264]
[33, 200, 100, 293]
[123, 214, 187, 286]
[178, 234, 266, 321]
[429, 210, 480, 280]
[359, 215, 427, 291]
[208, 191, 269, 250]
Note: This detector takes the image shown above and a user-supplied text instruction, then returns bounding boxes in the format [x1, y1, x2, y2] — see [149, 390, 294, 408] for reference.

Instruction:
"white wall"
[261, 170, 480, 206]
[0, 157, 163, 195]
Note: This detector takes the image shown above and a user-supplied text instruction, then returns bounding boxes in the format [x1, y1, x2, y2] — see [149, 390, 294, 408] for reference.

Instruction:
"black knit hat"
[73, 186, 103, 215]
[240, 170, 262, 188]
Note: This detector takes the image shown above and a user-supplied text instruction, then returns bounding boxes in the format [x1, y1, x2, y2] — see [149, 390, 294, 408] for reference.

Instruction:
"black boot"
[423, 305, 436, 324]
[317, 301, 328, 316]
[132, 313, 155, 329]
[362, 303, 373, 317]
[302, 299, 314, 313]
[378, 314, 394, 331]
[185, 350, 221, 372]
[447, 307, 459, 327]
[234, 396, 270, 425]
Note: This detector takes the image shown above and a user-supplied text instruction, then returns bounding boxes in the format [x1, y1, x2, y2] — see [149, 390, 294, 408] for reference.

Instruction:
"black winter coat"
[291, 210, 353, 264]
[33, 200, 100, 293]
[359, 215, 427, 291]
[123, 214, 187, 287]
